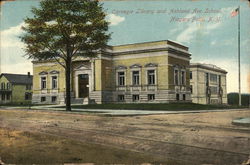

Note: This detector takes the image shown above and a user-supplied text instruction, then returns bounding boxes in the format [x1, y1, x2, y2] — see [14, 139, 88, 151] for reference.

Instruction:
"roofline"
[190, 63, 227, 74]
[0, 73, 33, 85]
[108, 40, 189, 51]
[0, 73, 33, 76]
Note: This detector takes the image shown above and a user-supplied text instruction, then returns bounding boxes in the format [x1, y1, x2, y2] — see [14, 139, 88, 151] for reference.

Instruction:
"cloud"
[193, 58, 250, 93]
[1, 60, 33, 74]
[210, 40, 216, 45]
[0, 22, 32, 74]
[106, 14, 125, 26]
[1, 22, 25, 48]
[175, 7, 235, 44]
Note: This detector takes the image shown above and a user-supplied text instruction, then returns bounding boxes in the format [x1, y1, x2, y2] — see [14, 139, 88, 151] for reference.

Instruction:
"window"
[210, 86, 218, 94]
[118, 72, 125, 86]
[148, 94, 155, 101]
[132, 95, 140, 102]
[1, 83, 5, 90]
[190, 71, 192, 80]
[6, 94, 10, 100]
[218, 75, 221, 87]
[147, 70, 155, 85]
[132, 71, 140, 85]
[183, 94, 186, 101]
[174, 69, 179, 85]
[190, 85, 193, 94]
[205, 73, 209, 86]
[26, 84, 31, 90]
[51, 96, 57, 102]
[41, 77, 46, 89]
[6, 83, 11, 90]
[117, 95, 125, 102]
[176, 94, 179, 101]
[25, 93, 32, 100]
[1, 94, 5, 101]
[41, 97, 46, 102]
[51, 76, 58, 89]
[210, 73, 217, 82]
[181, 70, 185, 85]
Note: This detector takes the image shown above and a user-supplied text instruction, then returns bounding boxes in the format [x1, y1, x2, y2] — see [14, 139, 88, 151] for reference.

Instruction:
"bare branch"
[52, 55, 66, 68]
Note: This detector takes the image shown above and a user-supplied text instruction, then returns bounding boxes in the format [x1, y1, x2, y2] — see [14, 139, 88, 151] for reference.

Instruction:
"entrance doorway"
[78, 74, 89, 98]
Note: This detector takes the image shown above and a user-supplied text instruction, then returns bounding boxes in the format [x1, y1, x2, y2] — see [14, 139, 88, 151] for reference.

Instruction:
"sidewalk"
[13, 104, 249, 116]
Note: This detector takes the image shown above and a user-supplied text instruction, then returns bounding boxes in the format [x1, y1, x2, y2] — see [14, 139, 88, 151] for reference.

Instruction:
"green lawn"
[55, 103, 246, 111]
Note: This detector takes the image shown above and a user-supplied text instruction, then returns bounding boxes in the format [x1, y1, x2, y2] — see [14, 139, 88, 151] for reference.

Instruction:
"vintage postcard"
[0, 0, 250, 164]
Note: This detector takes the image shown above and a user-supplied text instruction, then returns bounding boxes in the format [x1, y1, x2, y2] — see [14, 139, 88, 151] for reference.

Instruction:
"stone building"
[190, 63, 227, 104]
[0, 73, 33, 104]
[32, 40, 192, 104]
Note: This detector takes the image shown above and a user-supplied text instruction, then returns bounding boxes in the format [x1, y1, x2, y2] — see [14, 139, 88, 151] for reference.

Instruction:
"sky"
[0, 0, 250, 93]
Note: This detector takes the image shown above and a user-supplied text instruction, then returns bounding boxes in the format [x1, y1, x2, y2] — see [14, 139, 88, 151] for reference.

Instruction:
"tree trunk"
[65, 58, 71, 111]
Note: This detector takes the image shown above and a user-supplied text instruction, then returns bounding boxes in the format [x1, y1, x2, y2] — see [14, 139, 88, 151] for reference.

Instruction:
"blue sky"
[1, 0, 250, 93]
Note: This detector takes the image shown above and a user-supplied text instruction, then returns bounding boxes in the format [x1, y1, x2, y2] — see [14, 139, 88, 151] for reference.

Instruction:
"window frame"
[132, 94, 140, 102]
[148, 94, 155, 101]
[1, 82, 5, 90]
[25, 92, 32, 100]
[131, 70, 140, 86]
[6, 83, 11, 90]
[147, 70, 156, 85]
[117, 71, 125, 86]
[174, 68, 179, 85]
[180, 70, 186, 85]
[41, 96, 46, 102]
[117, 95, 125, 102]
[51, 76, 58, 89]
[40, 76, 47, 90]
[51, 96, 57, 102]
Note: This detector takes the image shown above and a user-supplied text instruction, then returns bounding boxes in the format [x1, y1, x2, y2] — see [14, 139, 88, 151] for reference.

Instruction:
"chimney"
[28, 72, 30, 78]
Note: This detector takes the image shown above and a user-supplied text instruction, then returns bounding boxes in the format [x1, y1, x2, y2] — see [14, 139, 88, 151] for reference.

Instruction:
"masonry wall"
[190, 67, 227, 104]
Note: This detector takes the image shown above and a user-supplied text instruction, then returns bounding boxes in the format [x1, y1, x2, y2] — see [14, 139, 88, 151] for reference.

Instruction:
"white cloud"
[210, 40, 216, 45]
[1, 60, 33, 74]
[0, 22, 32, 74]
[175, 7, 235, 44]
[193, 58, 250, 93]
[106, 14, 125, 26]
[176, 22, 201, 43]
[1, 22, 26, 48]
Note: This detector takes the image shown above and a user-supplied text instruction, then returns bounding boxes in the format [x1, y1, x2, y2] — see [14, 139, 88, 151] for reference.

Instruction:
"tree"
[21, 0, 110, 111]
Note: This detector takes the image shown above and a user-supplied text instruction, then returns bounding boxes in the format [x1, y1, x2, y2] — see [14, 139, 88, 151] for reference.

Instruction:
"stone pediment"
[129, 64, 142, 69]
[39, 71, 48, 75]
[75, 64, 91, 70]
[49, 70, 60, 74]
[145, 63, 158, 67]
[116, 65, 127, 70]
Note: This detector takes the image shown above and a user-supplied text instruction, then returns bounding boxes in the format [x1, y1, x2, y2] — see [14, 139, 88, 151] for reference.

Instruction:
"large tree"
[21, 0, 110, 111]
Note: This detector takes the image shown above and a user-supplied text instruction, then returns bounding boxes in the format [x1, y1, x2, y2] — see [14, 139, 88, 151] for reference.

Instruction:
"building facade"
[190, 63, 227, 104]
[32, 40, 192, 104]
[0, 73, 33, 104]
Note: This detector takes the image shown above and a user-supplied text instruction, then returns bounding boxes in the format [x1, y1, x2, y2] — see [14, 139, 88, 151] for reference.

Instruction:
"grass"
[0, 128, 186, 164]
[54, 103, 246, 111]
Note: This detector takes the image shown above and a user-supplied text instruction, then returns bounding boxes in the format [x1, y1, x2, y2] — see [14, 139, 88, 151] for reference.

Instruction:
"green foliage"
[20, 0, 111, 111]
[20, 0, 110, 63]
[227, 93, 250, 106]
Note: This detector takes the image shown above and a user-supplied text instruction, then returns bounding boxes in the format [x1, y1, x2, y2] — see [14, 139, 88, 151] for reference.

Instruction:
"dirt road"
[0, 109, 250, 165]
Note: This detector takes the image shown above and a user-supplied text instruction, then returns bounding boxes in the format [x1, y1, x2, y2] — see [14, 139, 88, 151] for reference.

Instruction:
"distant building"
[190, 63, 227, 104]
[32, 40, 192, 104]
[0, 73, 33, 104]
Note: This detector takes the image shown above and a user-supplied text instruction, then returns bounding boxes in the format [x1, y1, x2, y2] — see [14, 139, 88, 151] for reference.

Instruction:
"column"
[75, 74, 79, 98]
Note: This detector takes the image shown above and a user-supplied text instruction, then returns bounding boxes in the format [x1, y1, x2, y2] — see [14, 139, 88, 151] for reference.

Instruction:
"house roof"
[0, 73, 33, 85]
